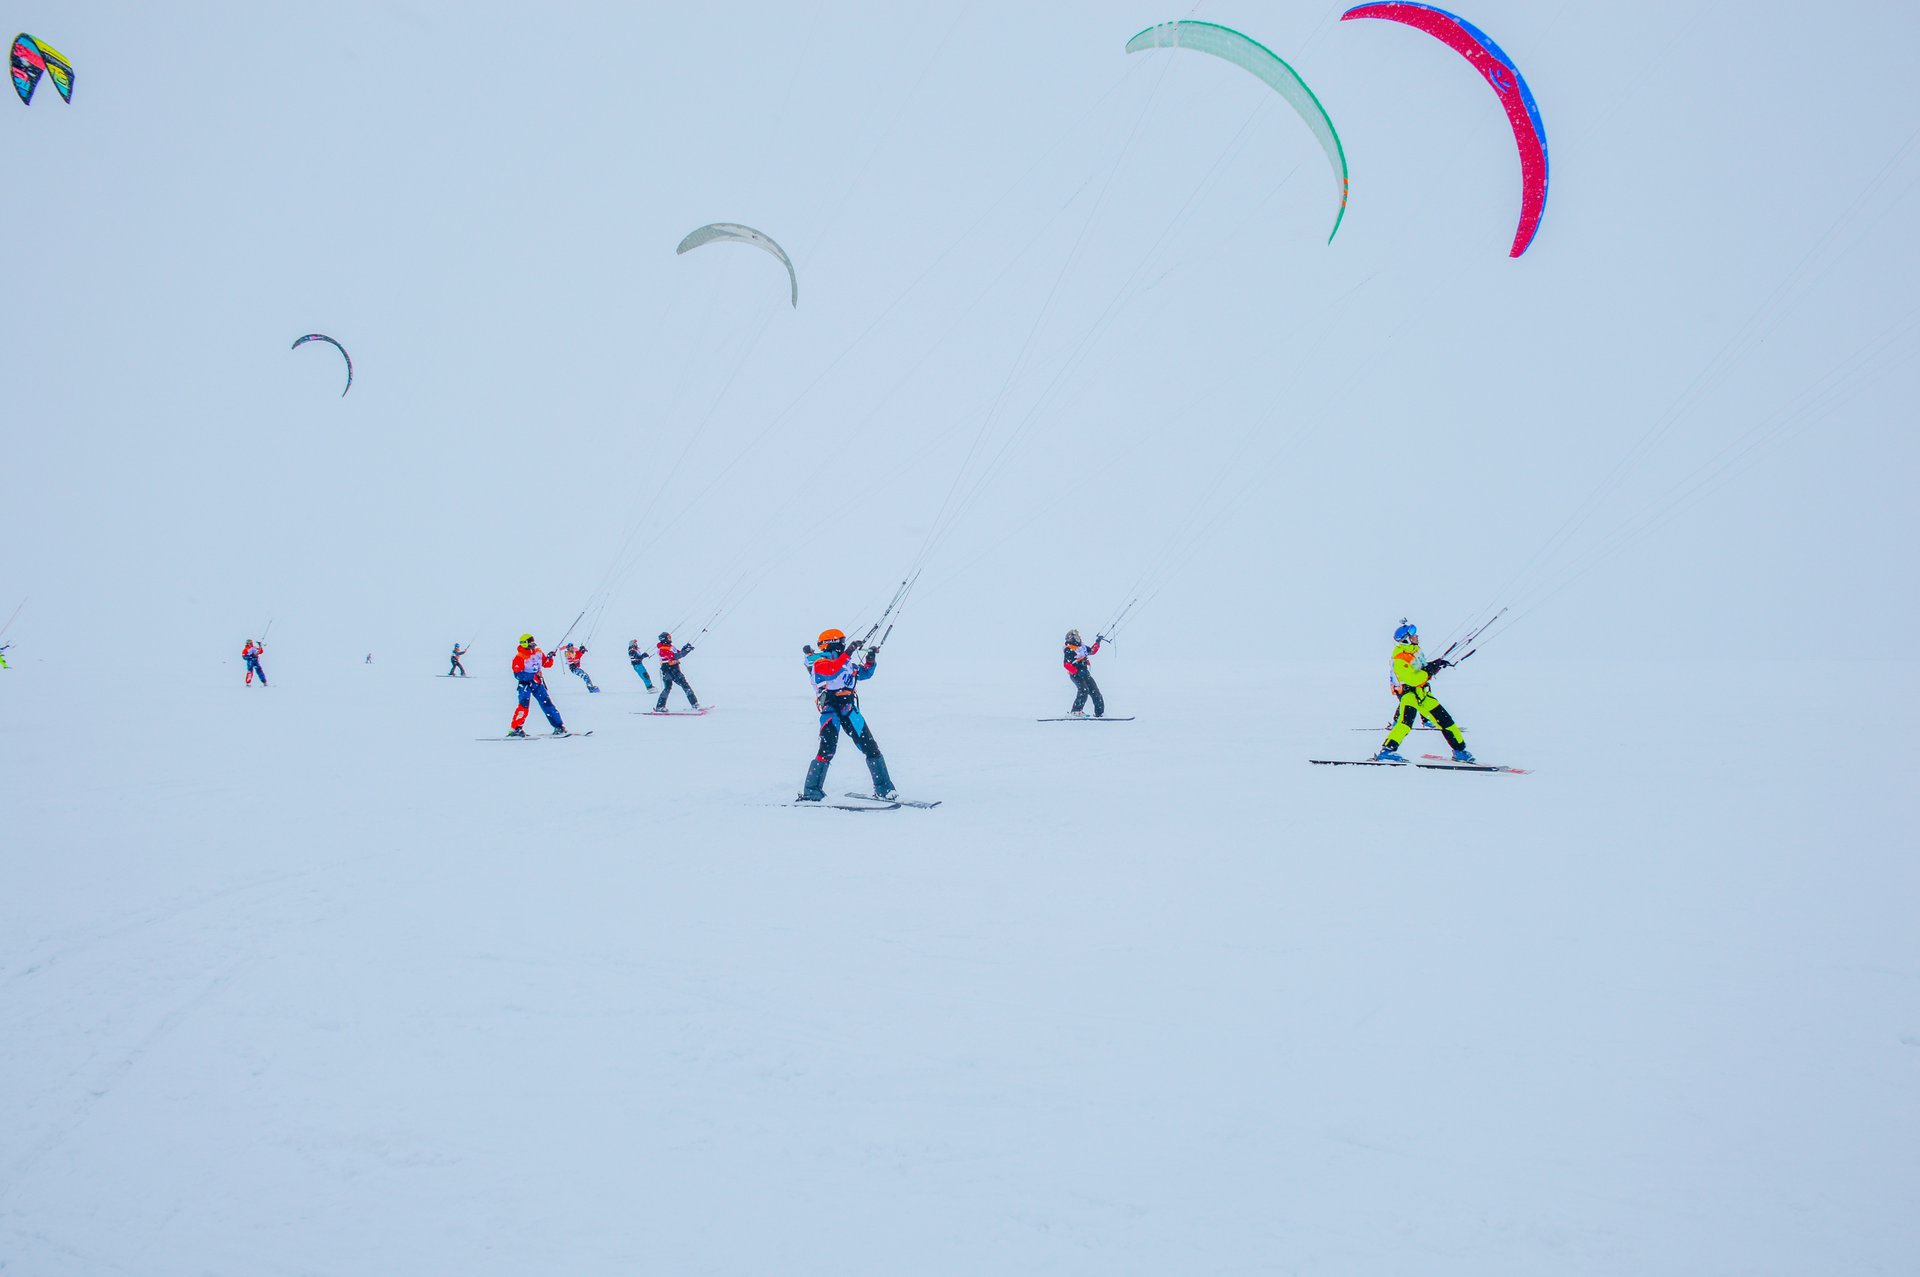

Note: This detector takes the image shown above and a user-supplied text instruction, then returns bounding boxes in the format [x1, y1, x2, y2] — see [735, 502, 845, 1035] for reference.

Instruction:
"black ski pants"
[1069, 669, 1104, 717]
[802, 702, 894, 800]
[655, 662, 698, 710]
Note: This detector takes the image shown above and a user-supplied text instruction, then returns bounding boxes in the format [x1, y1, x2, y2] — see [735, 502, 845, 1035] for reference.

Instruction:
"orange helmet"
[817, 628, 845, 647]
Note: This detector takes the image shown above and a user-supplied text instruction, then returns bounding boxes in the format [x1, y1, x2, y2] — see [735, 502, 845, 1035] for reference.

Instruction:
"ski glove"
[1422, 659, 1450, 676]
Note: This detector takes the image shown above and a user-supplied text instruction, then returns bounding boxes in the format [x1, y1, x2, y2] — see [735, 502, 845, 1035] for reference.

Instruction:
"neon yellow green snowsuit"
[1383, 642, 1466, 752]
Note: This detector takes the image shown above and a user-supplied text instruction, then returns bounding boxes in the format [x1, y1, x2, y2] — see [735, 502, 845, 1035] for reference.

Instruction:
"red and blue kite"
[1342, 3, 1547, 257]
[10, 34, 73, 106]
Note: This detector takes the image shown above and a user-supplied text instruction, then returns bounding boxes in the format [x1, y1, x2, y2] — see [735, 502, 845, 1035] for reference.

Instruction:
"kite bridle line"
[855, 570, 921, 656]
[1095, 596, 1140, 645]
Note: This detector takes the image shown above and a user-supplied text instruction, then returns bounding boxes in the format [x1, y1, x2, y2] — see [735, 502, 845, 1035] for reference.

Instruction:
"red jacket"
[512, 645, 554, 680]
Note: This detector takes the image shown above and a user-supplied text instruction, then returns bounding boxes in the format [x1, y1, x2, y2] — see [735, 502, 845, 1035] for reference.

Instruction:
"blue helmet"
[1394, 622, 1418, 644]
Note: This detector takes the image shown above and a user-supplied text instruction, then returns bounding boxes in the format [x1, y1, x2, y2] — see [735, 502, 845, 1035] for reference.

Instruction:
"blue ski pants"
[655, 663, 697, 710]
[802, 703, 894, 800]
[513, 677, 564, 731]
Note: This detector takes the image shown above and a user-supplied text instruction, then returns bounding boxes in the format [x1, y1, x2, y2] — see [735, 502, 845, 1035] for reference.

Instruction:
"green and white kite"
[1125, 20, 1349, 243]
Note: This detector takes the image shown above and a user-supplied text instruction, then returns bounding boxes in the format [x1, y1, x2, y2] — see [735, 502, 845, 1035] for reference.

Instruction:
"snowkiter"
[626, 639, 655, 690]
[509, 633, 567, 736]
[652, 632, 698, 711]
[798, 628, 895, 802]
[1062, 629, 1106, 718]
[0, 642, 10, 670]
[561, 643, 599, 693]
[449, 643, 468, 676]
[242, 639, 268, 686]
[1377, 622, 1472, 763]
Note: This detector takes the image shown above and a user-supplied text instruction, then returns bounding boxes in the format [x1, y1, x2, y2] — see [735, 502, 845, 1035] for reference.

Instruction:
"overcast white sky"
[3, 0, 1915, 667]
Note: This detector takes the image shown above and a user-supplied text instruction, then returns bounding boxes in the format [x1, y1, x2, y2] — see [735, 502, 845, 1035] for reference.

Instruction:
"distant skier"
[242, 639, 268, 687]
[1061, 628, 1106, 718]
[560, 642, 600, 693]
[0, 642, 10, 670]
[508, 633, 567, 737]
[626, 638, 655, 690]
[1376, 621, 1472, 763]
[651, 631, 699, 711]
[449, 643, 468, 677]
[797, 628, 896, 802]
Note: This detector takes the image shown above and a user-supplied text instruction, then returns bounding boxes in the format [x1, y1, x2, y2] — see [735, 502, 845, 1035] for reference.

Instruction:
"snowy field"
[3, 652, 1913, 1274]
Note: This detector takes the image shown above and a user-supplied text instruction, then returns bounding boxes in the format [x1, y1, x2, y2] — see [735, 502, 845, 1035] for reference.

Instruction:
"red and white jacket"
[512, 645, 555, 682]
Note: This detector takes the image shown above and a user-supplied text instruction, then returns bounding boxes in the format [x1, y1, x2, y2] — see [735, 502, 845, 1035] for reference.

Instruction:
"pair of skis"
[1311, 753, 1529, 775]
[1037, 715, 1134, 722]
[783, 792, 943, 811]
[636, 706, 712, 717]
[478, 730, 595, 741]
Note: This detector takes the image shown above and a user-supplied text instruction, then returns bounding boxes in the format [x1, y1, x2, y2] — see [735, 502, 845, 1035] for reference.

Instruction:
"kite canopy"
[1341, 2, 1548, 257]
[675, 223, 799, 308]
[1124, 20, 1349, 244]
[291, 334, 353, 396]
[10, 33, 73, 106]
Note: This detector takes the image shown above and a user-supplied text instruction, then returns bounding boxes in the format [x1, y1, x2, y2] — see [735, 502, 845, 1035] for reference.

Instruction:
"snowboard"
[844, 793, 942, 809]
[639, 707, 712, 716]
[782, 797, 900, 811]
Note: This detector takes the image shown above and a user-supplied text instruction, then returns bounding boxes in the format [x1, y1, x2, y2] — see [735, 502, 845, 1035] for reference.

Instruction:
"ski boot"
[1451, 747, 1476, 764]
[1068, 709, 1086, 718]
[795, 791, 824, 803]
[1374, 746, 1407, 763]
[867, 753, 897, 802]
[506, 728, 529, 738]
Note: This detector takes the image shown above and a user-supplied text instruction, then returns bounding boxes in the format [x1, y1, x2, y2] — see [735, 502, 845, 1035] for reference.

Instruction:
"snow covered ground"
[3, 652, 1913, 1274]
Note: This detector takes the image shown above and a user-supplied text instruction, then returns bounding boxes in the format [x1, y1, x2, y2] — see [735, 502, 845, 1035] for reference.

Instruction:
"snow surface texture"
[4, 657, 1916, 1274]
[4, 0, 1919, 1272]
